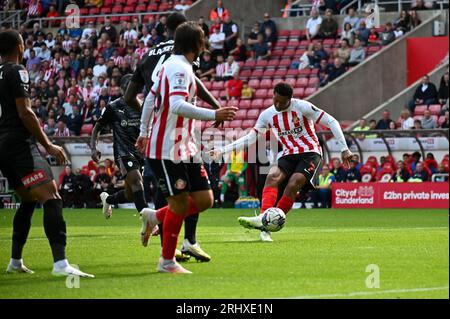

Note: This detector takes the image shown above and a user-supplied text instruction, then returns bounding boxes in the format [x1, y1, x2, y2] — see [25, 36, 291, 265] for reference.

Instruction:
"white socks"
[10, 258, 23, 267]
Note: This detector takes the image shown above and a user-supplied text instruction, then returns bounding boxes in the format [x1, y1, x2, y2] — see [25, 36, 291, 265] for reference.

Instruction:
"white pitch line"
[285, 286, 449, 299]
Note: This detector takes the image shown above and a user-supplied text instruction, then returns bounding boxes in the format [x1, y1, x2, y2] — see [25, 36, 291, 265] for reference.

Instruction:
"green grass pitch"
[0, 208, 448, 299]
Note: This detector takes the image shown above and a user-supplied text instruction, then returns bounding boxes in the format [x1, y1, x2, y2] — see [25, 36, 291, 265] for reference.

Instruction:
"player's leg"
[260, 165, 289, 213]
[6, 186, 36, 274]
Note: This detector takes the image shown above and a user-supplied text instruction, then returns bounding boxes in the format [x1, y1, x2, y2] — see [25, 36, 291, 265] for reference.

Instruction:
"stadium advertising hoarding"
[332, 182, 449, 208]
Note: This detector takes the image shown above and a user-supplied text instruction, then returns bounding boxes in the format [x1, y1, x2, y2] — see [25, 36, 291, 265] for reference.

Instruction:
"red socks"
[276, 195, 294, 214]
[160, 197, 201, 260]
[261, 187, 278, 213]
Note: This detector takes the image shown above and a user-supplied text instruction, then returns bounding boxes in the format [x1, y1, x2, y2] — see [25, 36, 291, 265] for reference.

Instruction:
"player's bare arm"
[124, 80, 144, 112]
[90, 122, 104, 162]
[15, 97, 67, 165]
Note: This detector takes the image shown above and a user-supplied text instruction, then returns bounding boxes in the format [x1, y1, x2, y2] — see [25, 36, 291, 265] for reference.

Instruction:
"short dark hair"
[274, 82, 293, 98]
[0, 30, 22, 57]
[167, 12, 188, 33]
[173, 21, 205, 56]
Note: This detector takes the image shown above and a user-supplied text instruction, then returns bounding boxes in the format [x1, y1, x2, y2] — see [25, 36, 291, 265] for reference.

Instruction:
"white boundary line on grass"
[285, 286, 449, 299]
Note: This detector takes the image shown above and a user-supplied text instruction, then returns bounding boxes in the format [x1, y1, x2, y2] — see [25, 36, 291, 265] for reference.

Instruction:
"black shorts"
[277, 152, 322, 191]
[0, 139, 54, 190]
[116, 155, 143, 177]
[147, 159, 211, 198]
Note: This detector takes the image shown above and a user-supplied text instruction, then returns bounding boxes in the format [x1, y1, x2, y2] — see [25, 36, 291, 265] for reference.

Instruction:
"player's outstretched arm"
[16, 97, 67, 164]
[170, 94, 237, 121]
[90, 123, 103, 162]
[136, 88, 157, 153]
[209, 129, 259, 160]
[303, 102, 353, 166]
[195, 76, 221, 110]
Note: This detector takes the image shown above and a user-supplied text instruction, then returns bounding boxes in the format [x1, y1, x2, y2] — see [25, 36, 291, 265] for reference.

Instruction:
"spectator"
[226, 73, 243, 100]
[376, 110, 393, 130]
[399, 109, 415, 130]
[26, 50, 41, 70]
[408, 75, 438, 113]
[354, 20, 370, 45]
[345, 161, 362, 182]
[348, 39, 365, 66]
[319, 9, 338, 39]
[210, 0, 229, 22]
[93, 57, 108, 78]
[264, 27, 277, 48]
[229, 38, 248, 62]
[74, 169, 94, 208]
[318, 58, 332, 86]
[306, 8, 322, 40]
[123, 22, 139, 43]
[223, 56, 239, 80]
[60, 165, 76, 208]
[54, 120, 71, 137]
[342, 7, 360, 30]
[209, 26, 226, 58]
[327, 58, 346, 82]
[410, 151, 422, 172]
[196, 51, 216, 81]
[247, 22, 261, 50]
[219, 150, 248, 203]
[330, 158, 346, 182]
[260, 13, 277, 38]
[252, 33, 271, 61]
[334, 39, 351, 64]
[341, 22, 355, 46]
[441, 111, 449, 128]
[433, 164, 449, 182]
[44, 118, 57, 136]
[310, 41, 328, 68]
[45, 32, 56, 49]
[395, 10, 411, 33]
[46, 5, 59, 27]
[67, 105, 83, 136]
[198, 17, 210, 37]
[410, 162, 428, 182]
[27, 0, 43, 22]
[155, 15, 167, 38]
[438, 72, 449, 105]
[367, 27, 380, 46]
[282, 0, 300, 18]
[222, 15, 239, 53]
[135, 40, 149, 60]
[94, 165, 112, 196]
[354, 118, 370, 140]
[425, 153, 438, 174]
[37, 43, 51, 61]
[241, 81, 254, 100]
[100, 17, 118, 43]
[311, 166, 334, 208]
[411, 0, 433, 10]
[413, 119, 423, 130]
[409, 10, 422, 28]
[380, 22, 396, 46]
[421, 109, 438, 129]
[149, 28, 162, 46]
[392, 160, 411, 182]
[214, 54, 226, 81]
[174, 0, 190, 11]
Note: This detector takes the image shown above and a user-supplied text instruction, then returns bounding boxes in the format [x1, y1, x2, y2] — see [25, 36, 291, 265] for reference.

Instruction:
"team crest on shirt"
[18, 70, 29, 83]
[174, 179, 187, 190]
[174, 72, 186, 86]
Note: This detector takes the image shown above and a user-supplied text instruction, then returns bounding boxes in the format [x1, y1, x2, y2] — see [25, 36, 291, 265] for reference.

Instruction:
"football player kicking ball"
[210, 82, 353, 242]
[0, 30, 93, 277]
[136, 22, 237, 273]
[90, 74, 149, 218]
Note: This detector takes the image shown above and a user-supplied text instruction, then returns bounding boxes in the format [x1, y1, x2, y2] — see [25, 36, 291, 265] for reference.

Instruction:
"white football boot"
[52, 259, 94, 278]
[100, 192, 112, 219]
[157, 258, 192, 274]
[238, 214, 264, 230]
[181, 239, 211, 262]
[6, 259, 34, 274]
[260, 230, 274, 242]
[140, 208, 159, 247]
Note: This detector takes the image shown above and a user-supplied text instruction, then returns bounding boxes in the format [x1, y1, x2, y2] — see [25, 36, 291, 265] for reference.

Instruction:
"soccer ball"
[261, 208, 286, 232]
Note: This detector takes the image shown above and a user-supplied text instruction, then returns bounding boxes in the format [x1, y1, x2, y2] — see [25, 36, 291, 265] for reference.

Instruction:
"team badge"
[174, 72, 186, 86]
[121, 120, 128, 127]
[128, 161, 133, 167]
[18, 70, 29, 83]
[174, 179, 187, 190]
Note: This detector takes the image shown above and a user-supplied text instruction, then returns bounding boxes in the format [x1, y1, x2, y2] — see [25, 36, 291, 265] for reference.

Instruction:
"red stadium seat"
[112, 6, 123, 14]
[242, 120, 256, 129]
[298, 68, 311, 77]
[251, 99, 264, 109]
[438, 115, 446, 126]
[79, 8, 89, 15]
[104, 0, 114, 7]
[304, 87, 317, 96]
[366, 156, 379, 169]
[296, 77, 308, 87]
[240, 70, 252, 78]
[293, 88, 305, 98]
[250, 69, 264, 79]
[100, 7, 112, 14]
[289, 30, 302, 38]
[266, 59, 280, 69]
[147, 3, 158, 11]
[212, 81, 225, 90]
[429, 104, 442, 115]
[285, 69, 299, 78]
[255, 60, 268, 69]
[234, 110, 247, 120]
[80, 124, 93, 136]
[274, 69, 287, 78]
[274, 41, 288, 50]
[308, 77, 319, 87]
[136, 4, 147, 12]
[229, 120, 243, 129]
[272, 78, 284, 87]
[285, 78, 296, 87]
[262, 69, 275, 79]
[202, 81, 212, 90]
[248, 79, 260, 89]
[88, 7, 100, 15]
[247, 109, 260, 119]
[259, 79, 272, 89]
[263, 99, 273, 108]
[227, 99, 240, 108]
[255, 89, 269, 99]
[124, 6, 135, 13]
[413, 105, 427, 116]
[239, 100, 252, 109]
[279, 58, 292, 68]
[282, 49, 295, 58]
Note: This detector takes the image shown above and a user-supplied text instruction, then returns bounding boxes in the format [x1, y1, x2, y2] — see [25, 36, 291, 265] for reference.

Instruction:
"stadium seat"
[227, 99, 240, 108]
[438, 115, 446, 126]
[413, 115, 422, 122]
[255, 60, 268, 69]
[285, 78, 296, 87]
[247, 109, 260, 119]
[287, 40, 299, 49]
[308, 77, 319, 87]
[100, 7, 112, 14]
[112, 6, 123, 14]
[240, 70, 252, 78]
[212, 81, 225, 90]
[262, 69, 275, 79]
[239, 100, 252, 109]
[79, 8, 89, 15]
[229, 120, 243, 129]
[298, 40, 310, 49]
[248, 79, 260, 89]
[428, 104, 442, 115]
[259, 79, 272, 89]
[304, 87, 317, 96]
[147, 3, 158, 11]
[103, 0, 114, 7]
[296, 77, 308, 87]
[274, 69, 287, 78]
[272, 50, 283, 58]
[251, 99, 264, 109]
[88, 7, 100, 15]
[210, 90, 220, 98]
[298, 68, 311, 77]
[413, 105, 427, 116]
[272, 78, 284, 87]
[255, 89, 269, 99]
[136, 4, 147, 12]
[250, 70, 264, 79]
[282, 49, 295, 58]
[234, 110, 247, 120]
[242, 120, 256, 129]
[274, 41, 288, 50]
[124, 6, 135, 13]
[285, 69, 299, 78]
[202, 81, 212, 90]
[80, 124, 93, 136]
[279, 58, 292, 68]
[263, 99, 273, 108]
[267, 59, 279, 69]
[293, 88, 305, 98]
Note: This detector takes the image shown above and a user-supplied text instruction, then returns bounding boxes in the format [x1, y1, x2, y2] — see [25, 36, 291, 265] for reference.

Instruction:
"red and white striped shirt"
[145, 55, 198, 161]
[254, 99, 324, 158]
